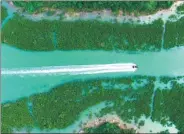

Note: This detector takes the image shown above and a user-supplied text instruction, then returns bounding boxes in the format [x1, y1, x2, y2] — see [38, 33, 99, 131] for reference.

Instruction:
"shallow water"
[138, 115, 178, 133]
[131, 79, 148, 89]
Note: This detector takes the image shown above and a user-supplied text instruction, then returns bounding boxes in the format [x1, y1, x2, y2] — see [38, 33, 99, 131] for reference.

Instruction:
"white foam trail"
[1, 63, 137, 76]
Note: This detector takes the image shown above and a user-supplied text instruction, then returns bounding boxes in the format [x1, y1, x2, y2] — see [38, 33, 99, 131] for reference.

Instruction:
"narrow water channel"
[2, 44, 184, 102]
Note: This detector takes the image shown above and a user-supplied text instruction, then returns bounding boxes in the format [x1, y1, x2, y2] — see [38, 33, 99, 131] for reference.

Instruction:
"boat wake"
[1, 63, 137, 76]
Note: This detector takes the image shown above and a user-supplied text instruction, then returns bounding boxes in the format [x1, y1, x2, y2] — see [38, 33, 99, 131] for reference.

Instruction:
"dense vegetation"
[1, 14, 54, 51]
[3, 11, 184, 51]
[177, 4, 184, 13]
[164, 17, 184, 49]
[84, 122, 135, 133]
[2, 14, 163, 51]
[3, 2, 184, 51]
[152, 81, 184, 133]
[56, 19, 162, 51]
[1, 6, 8, 21]
[2, 98, 34, 133]
[30, 81, 122, 129]
[13, 1, 173, 15]
[2, 76, 184, 133]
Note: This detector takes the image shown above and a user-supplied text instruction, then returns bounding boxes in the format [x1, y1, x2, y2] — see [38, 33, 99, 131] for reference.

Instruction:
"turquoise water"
[2, 44, 184, 102]
[2, 44, 184, 75]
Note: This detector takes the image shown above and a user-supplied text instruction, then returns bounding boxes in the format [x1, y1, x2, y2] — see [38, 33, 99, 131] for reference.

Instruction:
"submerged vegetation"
[2, 76, 184, 133]
[84, 122, 136, 133]
[2, 14, 164, 51]
[13, 1, 173, 15]
[1, 6, 8, 21]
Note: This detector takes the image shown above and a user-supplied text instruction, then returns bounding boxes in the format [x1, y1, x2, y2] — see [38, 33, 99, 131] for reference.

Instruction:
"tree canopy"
[13, 1, 173, 14]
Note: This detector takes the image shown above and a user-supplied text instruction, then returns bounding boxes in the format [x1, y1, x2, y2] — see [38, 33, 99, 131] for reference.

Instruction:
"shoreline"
[79, 114, 179, 133]
[79, 114, 137, 133]
[3, 1, 184, 24]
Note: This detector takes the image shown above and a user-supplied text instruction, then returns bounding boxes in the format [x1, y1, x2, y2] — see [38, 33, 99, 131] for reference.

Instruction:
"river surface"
[2, 44, 184, 102]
